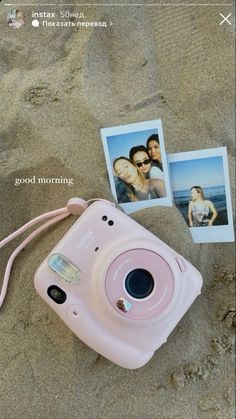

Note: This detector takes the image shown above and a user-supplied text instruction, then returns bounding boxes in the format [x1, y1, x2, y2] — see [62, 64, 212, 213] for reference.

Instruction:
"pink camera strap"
[0, 198, 111, 309]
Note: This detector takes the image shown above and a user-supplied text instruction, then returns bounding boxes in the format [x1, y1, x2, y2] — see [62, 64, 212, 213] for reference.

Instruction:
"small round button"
[67, 305, 85, 322]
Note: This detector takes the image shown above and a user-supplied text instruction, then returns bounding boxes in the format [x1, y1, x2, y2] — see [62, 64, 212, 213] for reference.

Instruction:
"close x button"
[219, 13, 232, 26]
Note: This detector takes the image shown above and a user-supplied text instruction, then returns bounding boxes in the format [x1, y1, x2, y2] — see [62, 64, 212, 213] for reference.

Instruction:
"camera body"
[34, 200, 203, 369]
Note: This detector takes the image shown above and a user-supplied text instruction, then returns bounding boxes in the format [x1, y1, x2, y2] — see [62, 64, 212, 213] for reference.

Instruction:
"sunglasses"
[135, 159, 151, 168]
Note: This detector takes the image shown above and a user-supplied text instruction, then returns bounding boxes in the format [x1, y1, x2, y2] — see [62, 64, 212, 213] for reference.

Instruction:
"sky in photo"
[169, 156, 225, 192]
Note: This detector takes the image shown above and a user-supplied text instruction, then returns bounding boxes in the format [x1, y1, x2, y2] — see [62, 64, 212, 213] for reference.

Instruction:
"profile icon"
[7, 10, 25, 29]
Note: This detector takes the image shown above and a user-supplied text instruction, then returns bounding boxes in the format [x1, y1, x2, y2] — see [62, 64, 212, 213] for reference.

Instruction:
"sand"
[0, 1, 235, 418]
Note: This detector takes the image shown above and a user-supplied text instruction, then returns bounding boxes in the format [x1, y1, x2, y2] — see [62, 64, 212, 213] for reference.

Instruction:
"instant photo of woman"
[168, 148, 234, 243]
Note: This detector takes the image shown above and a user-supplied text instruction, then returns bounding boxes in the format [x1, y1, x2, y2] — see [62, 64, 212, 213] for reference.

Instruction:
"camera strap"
[0, 198, 112, 309]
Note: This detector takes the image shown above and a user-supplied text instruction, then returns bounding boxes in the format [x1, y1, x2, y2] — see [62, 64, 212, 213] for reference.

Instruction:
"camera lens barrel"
[125, 269, 154, 299]
[105, 249, 175, 320]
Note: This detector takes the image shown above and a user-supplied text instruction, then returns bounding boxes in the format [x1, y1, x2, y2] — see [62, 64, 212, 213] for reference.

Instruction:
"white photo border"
[168, 147, 235, 243]
[101, 119, 173, 214]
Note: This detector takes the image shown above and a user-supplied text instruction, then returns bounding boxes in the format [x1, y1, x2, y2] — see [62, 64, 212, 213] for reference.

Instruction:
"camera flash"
[48, 254, 81, 284]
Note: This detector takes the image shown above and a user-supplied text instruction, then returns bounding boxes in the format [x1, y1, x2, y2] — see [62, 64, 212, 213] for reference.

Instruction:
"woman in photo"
[188, 186, 218, 227]
[113, 157, 166, 203]
[146, 134, 163, 171]
[129, 145, 164, 180]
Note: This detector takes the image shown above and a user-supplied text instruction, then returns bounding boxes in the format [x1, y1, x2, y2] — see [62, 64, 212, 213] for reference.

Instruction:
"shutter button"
[175, 256, 187, 272]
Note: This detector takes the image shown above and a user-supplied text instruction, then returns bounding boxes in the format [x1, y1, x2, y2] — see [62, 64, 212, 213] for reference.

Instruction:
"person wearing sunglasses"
[129, 145, 164, 180]
[113, 157, 166, 203]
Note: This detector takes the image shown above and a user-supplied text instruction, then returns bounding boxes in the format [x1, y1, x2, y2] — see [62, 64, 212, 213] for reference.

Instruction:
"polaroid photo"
[168, 147, 235, 243]
[101, 119, 173, 214]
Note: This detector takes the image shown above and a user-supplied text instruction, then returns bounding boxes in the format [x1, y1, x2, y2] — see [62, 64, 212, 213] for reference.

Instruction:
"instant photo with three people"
[101, 119, 172, 214]
[101, 119, 234, 244]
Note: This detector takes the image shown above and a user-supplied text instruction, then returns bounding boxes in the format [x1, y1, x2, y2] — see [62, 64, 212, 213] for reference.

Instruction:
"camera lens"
[47, 285, 67, 304]
[125, 269, 154, 299]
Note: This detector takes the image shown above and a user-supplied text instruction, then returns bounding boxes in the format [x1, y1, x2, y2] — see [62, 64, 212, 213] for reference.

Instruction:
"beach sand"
[0, 1, 235, 418]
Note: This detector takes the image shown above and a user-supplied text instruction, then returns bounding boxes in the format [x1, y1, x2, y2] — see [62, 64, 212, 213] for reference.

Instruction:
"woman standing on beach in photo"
[147, 134, 163, 171]
[188, 186, 218, 227]
[113, 157, 166, 203]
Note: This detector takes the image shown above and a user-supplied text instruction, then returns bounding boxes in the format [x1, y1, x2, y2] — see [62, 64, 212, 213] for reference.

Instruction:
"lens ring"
[125, 268, 154, 299]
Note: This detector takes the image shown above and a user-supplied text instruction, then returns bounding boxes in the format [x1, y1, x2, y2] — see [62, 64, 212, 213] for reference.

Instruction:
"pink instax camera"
[34, 200, 203, 369]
